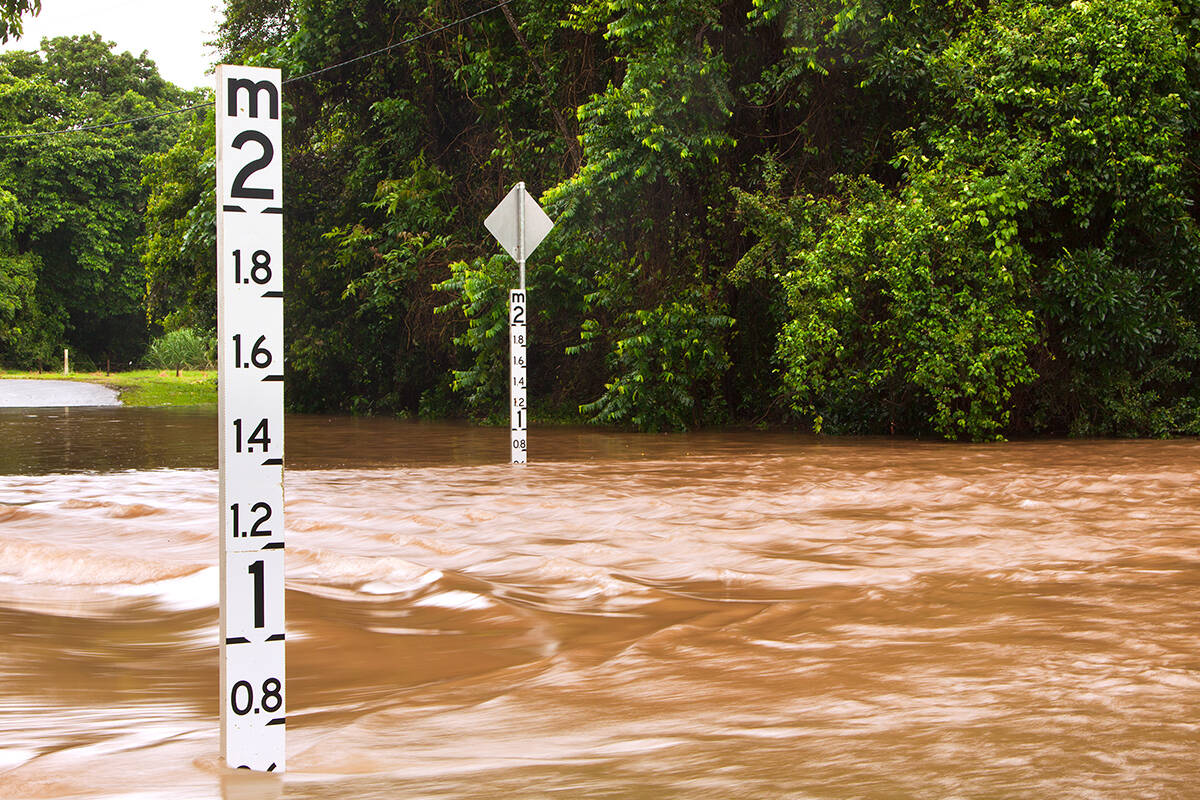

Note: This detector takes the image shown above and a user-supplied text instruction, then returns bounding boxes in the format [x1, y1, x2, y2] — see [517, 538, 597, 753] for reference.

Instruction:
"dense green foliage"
[145, 327, 211, 376]
[736, 0, 1200, 438]
[0, 0, 39, 43]
[0, 35, 200, 369]
[13, 0, 1200, 438]
[141, 104, 216, 333]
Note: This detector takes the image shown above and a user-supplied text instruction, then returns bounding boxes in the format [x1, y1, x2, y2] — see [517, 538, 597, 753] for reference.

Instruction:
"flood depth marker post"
[216, 64, 286, 772]
[484, 183, 554, 464]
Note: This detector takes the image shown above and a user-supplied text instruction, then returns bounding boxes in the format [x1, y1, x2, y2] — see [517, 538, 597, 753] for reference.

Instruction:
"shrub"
[145, 328, 210, 376]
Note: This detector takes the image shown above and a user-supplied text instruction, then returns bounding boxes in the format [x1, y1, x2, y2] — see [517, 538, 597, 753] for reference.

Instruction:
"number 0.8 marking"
[231, 677, 283, 715]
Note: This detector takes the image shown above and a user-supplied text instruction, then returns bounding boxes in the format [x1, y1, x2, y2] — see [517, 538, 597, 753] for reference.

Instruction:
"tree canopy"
[0, 0, 39, 43]
[0, 34, 200, 368]
[11, 0, 1200, 439]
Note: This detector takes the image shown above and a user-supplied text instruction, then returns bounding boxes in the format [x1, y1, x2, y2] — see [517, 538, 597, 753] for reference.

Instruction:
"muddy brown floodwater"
[0, 406, 1197, 799]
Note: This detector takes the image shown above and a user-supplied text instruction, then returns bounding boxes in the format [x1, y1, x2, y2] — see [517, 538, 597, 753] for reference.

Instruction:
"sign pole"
[517, 182, 526, 290]
[216, 64, 287, 773]
[511, 182, 527, 464]
[484, 182, 554, 465]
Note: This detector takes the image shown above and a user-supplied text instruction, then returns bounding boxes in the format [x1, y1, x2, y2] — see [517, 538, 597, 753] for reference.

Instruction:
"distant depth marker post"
[216, 64, 286, 772]
[485, 183, 554, 464]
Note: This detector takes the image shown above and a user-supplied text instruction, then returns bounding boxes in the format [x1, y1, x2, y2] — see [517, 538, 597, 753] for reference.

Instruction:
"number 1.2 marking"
[230, 502, 273, 537]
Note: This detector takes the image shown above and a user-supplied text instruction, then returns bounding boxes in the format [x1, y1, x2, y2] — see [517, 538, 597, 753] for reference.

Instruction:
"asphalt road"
[0, 379, 121, 407]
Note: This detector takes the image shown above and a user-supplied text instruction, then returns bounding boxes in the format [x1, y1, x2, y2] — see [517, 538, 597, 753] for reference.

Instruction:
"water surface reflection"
[0, 407, 1197, 798]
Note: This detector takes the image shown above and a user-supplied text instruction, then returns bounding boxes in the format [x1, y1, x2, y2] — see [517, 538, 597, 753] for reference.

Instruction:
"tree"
[0, 186, 59, 368]
[140, 103, 216, 333]
[0, 0, 39, 43]
[0, 35, 199, 367]
[740, 0, 1200, 438]
[141, 0, 1200, 436]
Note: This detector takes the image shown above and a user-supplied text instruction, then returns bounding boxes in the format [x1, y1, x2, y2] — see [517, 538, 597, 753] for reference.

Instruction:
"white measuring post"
[511, 182, 527, 465]
[485, 182, 553, 464]
[510, 285, 527, 464]
[216, 64, 286, 773]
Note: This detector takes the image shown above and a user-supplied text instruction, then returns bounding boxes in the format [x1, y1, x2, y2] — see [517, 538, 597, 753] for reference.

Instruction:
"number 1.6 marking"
[233, 334, 273, 369]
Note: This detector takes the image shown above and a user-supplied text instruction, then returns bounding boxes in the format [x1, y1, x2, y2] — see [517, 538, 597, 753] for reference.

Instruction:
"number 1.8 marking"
[233, 249, 273, 284]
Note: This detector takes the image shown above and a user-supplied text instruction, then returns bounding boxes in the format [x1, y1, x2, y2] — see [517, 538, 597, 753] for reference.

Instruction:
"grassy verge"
[0, 369, 217, 406]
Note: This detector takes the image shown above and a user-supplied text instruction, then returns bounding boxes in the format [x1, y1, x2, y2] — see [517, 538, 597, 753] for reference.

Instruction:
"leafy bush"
[751, 170, 1037, 441]
[145, 328, 210, 376]
[579, 291, 733, 432]
[433, 254, 513, 420]
[176, 0, 1200, 436]
[736, 0, 1200, 439]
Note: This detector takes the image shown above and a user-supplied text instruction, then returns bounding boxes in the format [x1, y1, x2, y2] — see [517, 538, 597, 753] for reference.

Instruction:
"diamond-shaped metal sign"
[485, 184, 554, 263]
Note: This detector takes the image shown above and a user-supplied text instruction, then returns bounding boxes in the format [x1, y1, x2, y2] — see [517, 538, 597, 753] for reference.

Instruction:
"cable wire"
[0, 0, 513, 141]
[284, 0, 512, 85]
[0, 102, 209, 140]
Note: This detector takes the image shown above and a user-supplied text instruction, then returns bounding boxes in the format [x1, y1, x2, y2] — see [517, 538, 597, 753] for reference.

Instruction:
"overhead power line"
[284, 0, 513, 85]
[0, 102, 210, 140]
[0, 0, 514, 142]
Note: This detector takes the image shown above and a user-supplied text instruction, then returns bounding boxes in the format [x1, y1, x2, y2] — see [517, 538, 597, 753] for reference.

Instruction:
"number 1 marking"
[248, 560, 265, 628]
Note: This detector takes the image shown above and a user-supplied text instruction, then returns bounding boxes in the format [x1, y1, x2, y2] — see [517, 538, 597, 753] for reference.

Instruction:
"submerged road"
[0, 378, 121, 407]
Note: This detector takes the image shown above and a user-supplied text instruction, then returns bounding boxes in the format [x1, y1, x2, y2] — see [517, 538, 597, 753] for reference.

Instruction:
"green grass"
[0, 369, 217, 406]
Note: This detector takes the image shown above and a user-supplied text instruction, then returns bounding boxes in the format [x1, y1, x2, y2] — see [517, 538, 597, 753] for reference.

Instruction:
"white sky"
[0, 0, 224, 90]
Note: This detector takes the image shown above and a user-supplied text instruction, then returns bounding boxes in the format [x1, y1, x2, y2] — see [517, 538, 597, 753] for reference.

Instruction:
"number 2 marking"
[231, 130, 275, 200]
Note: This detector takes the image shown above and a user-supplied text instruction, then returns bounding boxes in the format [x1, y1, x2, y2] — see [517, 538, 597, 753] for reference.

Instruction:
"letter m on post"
[227, 78, 280, 120]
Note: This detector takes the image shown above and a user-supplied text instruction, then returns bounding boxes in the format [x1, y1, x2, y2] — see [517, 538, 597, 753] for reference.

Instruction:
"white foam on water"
[0, 538, 193, 587]
[109, 566, 218, 611]
[54, 721, 191, 761]
[360, 569, 443, 596]
[0, 746, 38, 770]
[413, 590, 493, 611]
[291, 550, 444, 593]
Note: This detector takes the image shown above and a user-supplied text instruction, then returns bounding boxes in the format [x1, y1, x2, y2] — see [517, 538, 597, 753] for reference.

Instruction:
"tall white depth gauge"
[216, 64, 286, 773]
